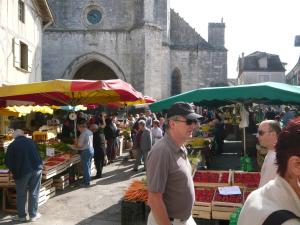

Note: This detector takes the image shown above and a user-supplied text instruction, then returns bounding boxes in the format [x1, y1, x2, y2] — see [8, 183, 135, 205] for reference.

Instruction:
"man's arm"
[148, 192, 172, 225]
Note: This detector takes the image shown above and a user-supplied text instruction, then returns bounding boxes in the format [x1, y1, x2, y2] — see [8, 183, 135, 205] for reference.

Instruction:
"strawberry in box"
[193, 171, 219, 183]
[244, 191, 252, 201]
[242, 173, 260, 187]
[195, 188, 215, 203]
[213, 189, 243, 204]
[219, 172, 230, 184]
[234, 172, 260, 187]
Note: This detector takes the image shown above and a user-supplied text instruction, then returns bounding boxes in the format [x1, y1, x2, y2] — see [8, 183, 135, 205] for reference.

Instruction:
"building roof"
[238, 51, 285, 77]
[170, 9, 220, 51]
[33, 0, 53, 25]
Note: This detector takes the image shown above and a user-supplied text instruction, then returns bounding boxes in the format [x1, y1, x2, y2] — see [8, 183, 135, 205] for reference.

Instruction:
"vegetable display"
[124, 179, 148, 203]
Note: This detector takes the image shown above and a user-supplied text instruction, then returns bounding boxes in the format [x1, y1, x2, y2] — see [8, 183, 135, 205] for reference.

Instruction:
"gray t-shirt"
[77, 129, 94, 150]
[146, 133, 195, 220]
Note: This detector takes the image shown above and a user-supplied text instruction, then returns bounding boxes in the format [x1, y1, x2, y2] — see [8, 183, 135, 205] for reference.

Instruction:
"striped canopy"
[0, 79, 144, 106]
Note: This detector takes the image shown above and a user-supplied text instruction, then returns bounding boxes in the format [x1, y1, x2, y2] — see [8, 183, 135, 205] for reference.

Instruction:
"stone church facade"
[42, 0, 227, 100]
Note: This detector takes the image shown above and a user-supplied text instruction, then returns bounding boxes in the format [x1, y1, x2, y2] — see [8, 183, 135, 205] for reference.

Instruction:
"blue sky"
[170, 0, 300, 78]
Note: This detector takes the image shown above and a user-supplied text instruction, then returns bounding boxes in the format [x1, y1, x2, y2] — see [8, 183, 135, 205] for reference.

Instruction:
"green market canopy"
[150, 82, 300, 112]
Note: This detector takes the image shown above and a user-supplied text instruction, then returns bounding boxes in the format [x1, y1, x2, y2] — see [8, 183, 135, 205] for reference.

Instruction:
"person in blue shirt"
[5, 129, 43, 222]
[281, 106, 295, 127]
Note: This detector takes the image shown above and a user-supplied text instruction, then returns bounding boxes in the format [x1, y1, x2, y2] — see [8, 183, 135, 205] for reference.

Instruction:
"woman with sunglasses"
[238, 117, 300, 225]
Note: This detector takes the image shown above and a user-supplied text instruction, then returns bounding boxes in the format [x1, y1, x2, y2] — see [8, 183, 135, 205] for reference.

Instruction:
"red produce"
[219, 172, 230, 183]
[193, 171, 220, 183]
[213, 190, 242, 203]
[194, 188, 215, 202]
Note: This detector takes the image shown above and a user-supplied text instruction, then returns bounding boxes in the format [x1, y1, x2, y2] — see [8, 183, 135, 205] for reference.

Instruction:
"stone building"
[286, 36, 300, 85]
[0, 0, 53, 85]
[42, 0, 227, 100]
[286, 57, 300, 85]
[237, 51, 286, 85]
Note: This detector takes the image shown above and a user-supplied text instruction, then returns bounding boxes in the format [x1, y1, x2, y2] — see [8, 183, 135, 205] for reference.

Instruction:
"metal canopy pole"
[243, 127, 246, 156]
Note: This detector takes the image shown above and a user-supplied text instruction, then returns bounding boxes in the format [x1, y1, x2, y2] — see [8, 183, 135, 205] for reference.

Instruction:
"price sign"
[46, 147, 55, 157]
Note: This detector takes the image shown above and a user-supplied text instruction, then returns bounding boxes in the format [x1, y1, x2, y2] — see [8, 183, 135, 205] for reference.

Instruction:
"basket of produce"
[212, 188, 243, 220]
[233, 171, 260, 188]
[122, 179, 149, 225]
[193, 187, 215, 219]
[193, 170, 229, 187]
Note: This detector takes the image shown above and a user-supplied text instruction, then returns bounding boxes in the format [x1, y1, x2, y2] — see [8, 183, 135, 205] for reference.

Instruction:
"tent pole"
[74, 117, 77, 140]
[243, 127, 246, 156]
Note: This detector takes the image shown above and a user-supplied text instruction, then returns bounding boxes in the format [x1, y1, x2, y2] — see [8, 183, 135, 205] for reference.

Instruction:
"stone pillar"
[208, 22, 225, 49]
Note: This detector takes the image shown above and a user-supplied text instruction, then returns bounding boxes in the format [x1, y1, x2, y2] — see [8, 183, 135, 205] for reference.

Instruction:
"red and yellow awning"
[0, 79, 144, 106]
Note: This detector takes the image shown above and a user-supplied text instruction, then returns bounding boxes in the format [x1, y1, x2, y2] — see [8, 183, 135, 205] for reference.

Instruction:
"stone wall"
[239, 71, 285, 84]
[42, 0, 228, 100]
[47, 0, 136, 31]
[170, 49, 227, 91]
[170, 9, 210, 49]
[42, 31, 131, 81]
[208, 23, 225, 49]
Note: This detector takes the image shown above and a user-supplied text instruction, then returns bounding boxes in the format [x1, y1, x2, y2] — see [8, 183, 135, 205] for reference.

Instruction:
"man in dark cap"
[146, 102, 200, 225]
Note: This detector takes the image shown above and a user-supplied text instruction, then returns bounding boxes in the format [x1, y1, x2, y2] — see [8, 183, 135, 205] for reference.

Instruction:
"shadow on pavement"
[96, 163, 145, 186]
[76, 202, 121, 225]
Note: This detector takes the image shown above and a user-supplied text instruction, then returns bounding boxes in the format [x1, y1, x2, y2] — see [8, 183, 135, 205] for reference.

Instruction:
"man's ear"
[289, 156, 300, 176]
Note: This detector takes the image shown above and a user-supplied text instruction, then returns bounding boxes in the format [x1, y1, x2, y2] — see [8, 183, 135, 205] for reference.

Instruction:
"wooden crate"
[2, 188, 17, 213]
[243, 187, 257, 202]
[53, 174, 70, 190]
[193, 170, 230, 188]
[39, 187, 56, 206]
[0, 172, 15, 186]
[212, 201, 243, 220]
[192, 201, 212, 219]
[70, 154, 81, 165]
[42, 162, 68, 179]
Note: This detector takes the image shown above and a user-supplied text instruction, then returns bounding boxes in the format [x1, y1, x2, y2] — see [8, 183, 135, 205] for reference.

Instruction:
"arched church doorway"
[73, 60, 118, 80]
[171, 69, 182, 96]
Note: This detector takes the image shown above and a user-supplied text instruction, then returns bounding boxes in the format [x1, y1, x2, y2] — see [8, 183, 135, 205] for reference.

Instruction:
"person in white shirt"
[257, 120, 281, 187]
[71, 119, 94, 186]
[238, 117, 300, 225]
[151, 120, 163, 144]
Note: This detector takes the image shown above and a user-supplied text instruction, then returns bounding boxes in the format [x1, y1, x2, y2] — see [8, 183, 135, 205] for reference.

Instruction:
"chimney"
[208, 20, 225, 48]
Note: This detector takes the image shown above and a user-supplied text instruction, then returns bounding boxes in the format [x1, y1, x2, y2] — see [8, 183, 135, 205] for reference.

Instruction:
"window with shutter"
[13, 38, 30, 72]
[18, 0, 25, 23]
[20, 42, 28, 71]
[13, 38, 21, 68]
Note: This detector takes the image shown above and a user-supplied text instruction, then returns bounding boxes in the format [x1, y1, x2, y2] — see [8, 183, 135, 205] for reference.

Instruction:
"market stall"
[150, 82, 300, 155]
[0, 79, 151, 213]
[147, 82, 300, 222]
[192, 170, 260, 221]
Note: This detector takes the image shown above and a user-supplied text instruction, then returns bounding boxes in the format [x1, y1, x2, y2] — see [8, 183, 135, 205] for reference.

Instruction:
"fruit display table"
[192, 170, 260, 221]
[0, 150, 83, 213]
[186, 137, 213, 168]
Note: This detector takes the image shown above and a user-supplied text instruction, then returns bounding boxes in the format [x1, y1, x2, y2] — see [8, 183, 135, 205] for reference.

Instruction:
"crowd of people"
[3, 102, 300, 223]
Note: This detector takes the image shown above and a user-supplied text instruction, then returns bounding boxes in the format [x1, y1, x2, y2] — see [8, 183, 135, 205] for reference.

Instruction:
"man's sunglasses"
[173, 119, 198, 125]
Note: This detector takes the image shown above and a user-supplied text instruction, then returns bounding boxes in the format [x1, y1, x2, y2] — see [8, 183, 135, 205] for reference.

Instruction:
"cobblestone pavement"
[0, 157, 146, 225]
[0, 156, 227, 225]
